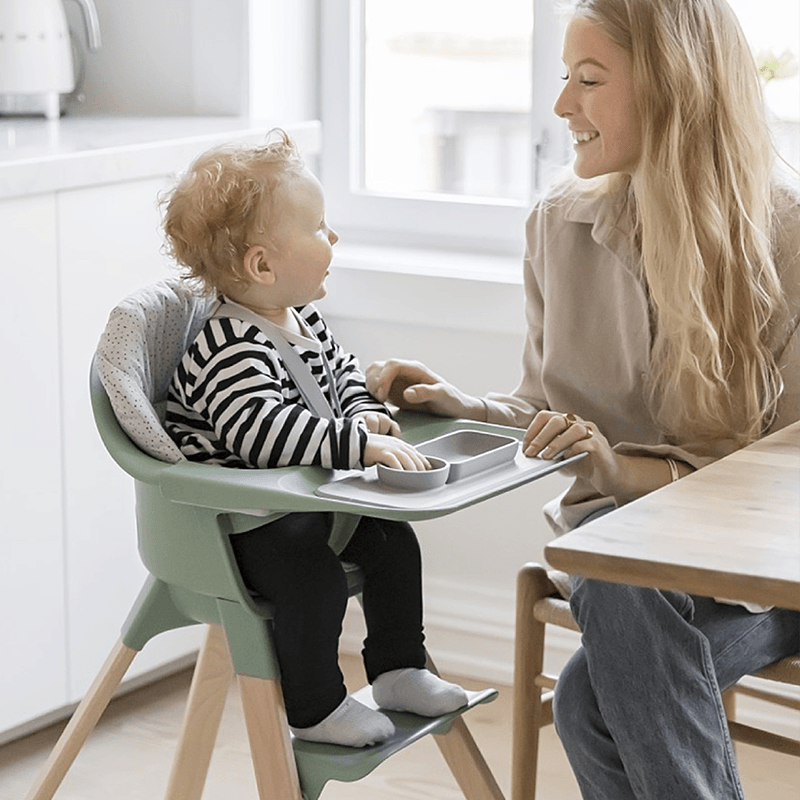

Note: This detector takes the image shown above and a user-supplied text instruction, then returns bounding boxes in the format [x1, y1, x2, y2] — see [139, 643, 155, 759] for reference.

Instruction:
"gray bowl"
[377, 456, 450, 491]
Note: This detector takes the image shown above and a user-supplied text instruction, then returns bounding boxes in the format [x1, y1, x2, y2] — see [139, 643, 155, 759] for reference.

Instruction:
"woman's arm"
[523, 410, 693, 504]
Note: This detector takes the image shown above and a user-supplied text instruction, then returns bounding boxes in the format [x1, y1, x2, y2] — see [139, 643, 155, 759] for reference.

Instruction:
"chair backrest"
[95, 277, 216, 462]
[92, 279, 263, 604]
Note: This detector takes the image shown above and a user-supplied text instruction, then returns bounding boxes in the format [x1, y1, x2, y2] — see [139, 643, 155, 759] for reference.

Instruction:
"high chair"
[511, 562, 800, 800]
[26, 279, 503, 800]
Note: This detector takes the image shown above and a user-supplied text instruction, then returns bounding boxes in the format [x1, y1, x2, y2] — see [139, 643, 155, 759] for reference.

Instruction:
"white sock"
[372, 668, 468, 716]
[290, 695, 395, 748]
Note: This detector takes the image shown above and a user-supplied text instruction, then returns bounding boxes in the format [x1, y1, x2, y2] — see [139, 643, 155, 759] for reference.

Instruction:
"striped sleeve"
[166, 317, 368, 470]
[300, 305, 390, 418]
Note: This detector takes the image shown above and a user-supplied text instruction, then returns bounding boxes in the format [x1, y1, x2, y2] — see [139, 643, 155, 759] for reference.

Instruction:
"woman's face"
[554, 17, 642, 178]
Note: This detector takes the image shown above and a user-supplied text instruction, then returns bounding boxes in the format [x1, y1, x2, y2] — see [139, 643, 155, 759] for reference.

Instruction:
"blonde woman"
[367, 0, 799, 795]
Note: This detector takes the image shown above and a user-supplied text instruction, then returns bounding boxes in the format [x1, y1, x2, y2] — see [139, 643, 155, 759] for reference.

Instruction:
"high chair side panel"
[134, 481, 254, 606]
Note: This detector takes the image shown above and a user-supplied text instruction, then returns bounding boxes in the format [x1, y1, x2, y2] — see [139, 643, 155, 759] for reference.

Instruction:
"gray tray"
[316, 420, 584, 511]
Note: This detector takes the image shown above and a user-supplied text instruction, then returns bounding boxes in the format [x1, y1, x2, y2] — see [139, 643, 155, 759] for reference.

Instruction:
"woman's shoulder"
[772, 180, 800, 234]
[771, 180, 800, 282]
[529, 174, 627, 224]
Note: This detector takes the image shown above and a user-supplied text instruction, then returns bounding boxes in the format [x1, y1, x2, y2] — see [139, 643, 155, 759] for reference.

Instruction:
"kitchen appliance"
[0, 0, 101, 119]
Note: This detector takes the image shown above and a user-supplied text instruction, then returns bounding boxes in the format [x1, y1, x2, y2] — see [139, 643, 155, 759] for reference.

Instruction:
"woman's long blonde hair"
[572, 0, 786, 445]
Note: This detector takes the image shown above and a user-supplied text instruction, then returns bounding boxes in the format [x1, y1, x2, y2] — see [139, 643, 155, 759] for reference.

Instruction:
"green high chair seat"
[25, 279, 502, 800]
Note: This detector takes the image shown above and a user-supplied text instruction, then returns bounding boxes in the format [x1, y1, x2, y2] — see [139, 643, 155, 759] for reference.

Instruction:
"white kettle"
[0, 0, 101, 119]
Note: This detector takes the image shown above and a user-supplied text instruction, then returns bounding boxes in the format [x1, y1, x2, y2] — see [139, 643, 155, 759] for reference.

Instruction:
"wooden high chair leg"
[434, 716, 505, 800]
[164, 624, 233, 800]
[238, 674, 303, 800]
[25, 639, 138, 800]
[426, 654, 505, 800]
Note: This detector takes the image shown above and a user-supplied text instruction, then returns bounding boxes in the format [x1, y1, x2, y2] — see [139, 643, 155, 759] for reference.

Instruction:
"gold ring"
[563, 413, 578, 429]
[583, 426, 594, 439]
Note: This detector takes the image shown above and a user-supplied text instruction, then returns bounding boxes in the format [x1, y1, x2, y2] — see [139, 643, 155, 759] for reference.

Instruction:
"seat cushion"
[96, 278, 216, 462]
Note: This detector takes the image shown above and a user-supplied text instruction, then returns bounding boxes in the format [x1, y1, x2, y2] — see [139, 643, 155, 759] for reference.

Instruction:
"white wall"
[64, 0, 315, 119]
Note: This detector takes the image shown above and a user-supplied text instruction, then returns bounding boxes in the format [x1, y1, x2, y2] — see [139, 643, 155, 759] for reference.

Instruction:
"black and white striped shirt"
[165, 303, 388, 470]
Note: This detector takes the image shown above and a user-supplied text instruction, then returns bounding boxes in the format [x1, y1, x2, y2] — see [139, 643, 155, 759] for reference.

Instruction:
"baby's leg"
[340, 518, 468, 716]
[230, 512, 394, 746]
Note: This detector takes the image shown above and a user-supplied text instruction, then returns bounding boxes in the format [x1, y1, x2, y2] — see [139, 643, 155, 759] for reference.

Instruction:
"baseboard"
[342, 578, 799, 740]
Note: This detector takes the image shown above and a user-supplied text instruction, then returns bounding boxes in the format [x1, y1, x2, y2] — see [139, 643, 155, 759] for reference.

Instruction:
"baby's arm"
[184, 335, 368, 470]
[336, 351, 401, 436]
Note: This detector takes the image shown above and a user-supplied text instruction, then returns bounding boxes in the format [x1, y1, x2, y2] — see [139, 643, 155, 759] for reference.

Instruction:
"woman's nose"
[553, 82, 573, 118]
[329, 228, 339, 245]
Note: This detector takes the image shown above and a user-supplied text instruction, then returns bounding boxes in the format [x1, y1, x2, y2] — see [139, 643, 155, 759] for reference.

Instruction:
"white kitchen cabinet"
[0, 194, 68, 732]
[58, 178, 203, 701]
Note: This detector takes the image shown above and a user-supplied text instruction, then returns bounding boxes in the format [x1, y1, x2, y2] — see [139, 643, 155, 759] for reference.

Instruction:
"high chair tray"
[315, 418, 583, 512]
[161, 414, 583, 523]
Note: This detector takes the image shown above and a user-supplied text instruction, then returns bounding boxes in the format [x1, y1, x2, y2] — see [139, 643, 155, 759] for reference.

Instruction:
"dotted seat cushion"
[95, 278, 216, 463]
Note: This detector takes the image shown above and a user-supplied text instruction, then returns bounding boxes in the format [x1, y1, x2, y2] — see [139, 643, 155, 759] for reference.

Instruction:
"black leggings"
[229, 512, 427, 727]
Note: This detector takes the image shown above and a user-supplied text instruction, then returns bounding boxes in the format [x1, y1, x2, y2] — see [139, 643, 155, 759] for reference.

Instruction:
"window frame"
[319, 0, 569, 255]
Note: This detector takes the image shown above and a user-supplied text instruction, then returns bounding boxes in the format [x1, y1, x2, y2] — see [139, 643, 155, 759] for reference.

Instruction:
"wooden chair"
[25, 279, 504, 800]
[511, 562, 800, 800]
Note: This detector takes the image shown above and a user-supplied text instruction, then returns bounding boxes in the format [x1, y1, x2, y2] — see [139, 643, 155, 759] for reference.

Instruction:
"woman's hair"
[569, 0, 786, 445]
[161, 129, 305, 295]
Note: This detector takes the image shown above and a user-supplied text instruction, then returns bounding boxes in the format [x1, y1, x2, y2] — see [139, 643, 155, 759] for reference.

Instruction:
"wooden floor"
[1, 653, 798, 800]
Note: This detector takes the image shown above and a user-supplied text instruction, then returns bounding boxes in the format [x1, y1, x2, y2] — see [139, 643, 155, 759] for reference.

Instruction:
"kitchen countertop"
[0, 116, 322, 200]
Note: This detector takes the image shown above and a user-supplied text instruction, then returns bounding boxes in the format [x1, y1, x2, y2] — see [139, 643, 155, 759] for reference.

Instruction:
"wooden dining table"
[545, 420, 800, 611]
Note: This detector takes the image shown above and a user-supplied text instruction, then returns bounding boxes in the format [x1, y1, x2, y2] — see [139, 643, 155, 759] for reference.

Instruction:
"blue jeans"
[552, 574, 799, 799]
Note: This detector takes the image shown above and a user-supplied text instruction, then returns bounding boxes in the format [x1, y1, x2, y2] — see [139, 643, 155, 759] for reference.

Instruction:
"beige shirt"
[483, 183, 800, 533]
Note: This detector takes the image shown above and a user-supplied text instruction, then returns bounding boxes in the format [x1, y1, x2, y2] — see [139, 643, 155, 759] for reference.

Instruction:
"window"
[320, 0, 567, 254]
[727, 0, 800, 182]
[320, 1, 798, 254]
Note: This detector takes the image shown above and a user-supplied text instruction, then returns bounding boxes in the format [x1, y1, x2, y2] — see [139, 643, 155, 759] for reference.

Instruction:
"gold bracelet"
[665, 457, 680, 483]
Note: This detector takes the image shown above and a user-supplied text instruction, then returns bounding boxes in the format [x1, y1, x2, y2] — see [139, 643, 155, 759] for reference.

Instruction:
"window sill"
[320, 242, 526, 336]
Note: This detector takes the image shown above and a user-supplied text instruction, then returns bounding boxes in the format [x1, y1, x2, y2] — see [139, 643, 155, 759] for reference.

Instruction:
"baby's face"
[260, 168, 339, 307]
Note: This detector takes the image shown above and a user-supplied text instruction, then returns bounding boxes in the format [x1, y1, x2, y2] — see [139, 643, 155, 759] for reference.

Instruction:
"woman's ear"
[242, 244, 276, 285]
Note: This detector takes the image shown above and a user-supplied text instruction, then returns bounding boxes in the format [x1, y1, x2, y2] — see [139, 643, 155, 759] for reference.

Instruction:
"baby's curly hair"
[161, 129, 305, 295]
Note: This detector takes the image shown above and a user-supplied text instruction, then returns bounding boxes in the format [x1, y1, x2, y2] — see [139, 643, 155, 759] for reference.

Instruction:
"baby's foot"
[290, 695, 395, 748]
[372, 668, 468, 716]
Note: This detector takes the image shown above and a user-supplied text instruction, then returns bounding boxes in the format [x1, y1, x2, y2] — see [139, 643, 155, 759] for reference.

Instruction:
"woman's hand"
[523, 410, 689, 503]
[523, 410, 622, 497]
[363, 433, 431, 471]
[365, 359, 486, 420]
[354, 411, 401, 437]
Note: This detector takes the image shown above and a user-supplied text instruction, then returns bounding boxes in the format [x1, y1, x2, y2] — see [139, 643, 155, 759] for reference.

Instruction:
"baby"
[162, 131, 468, 747]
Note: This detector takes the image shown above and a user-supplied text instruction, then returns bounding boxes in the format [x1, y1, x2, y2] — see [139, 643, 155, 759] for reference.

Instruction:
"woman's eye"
[580, 80, 599, 87]
[560, 74, 569, 81]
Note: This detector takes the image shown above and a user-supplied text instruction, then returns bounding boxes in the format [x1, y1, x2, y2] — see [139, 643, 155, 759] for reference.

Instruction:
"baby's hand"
[355, 411, 401, 437]
[363, 433, 430, 471]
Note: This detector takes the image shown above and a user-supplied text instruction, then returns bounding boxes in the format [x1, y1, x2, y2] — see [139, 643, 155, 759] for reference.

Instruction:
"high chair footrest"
[292, 685, 497, 800]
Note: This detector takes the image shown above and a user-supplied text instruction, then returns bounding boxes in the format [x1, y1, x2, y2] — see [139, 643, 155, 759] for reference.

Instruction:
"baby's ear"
[243, 244, 275, 284]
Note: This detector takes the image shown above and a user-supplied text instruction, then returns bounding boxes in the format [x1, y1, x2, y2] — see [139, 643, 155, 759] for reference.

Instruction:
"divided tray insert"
[416, 429, 518, 482]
